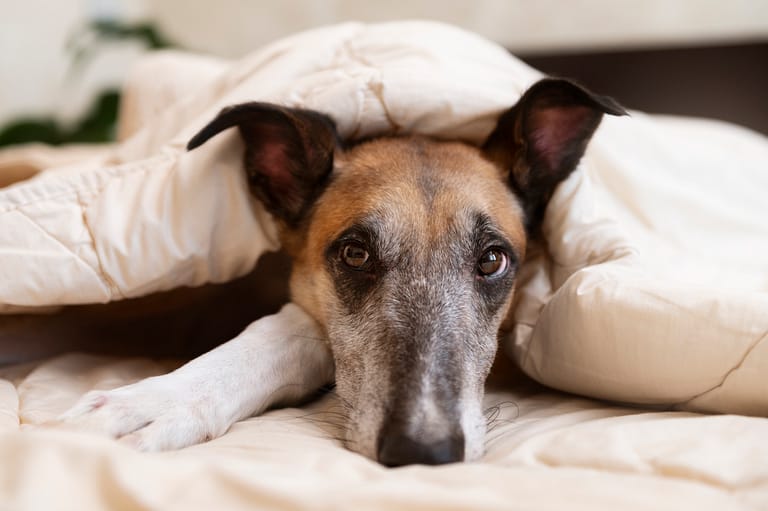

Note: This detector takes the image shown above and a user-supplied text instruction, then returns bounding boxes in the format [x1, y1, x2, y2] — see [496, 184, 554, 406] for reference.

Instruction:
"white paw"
[55, 375, 224, 451]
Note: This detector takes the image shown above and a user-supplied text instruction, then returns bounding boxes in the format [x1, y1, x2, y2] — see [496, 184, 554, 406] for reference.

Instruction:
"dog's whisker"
[296, 408, 351, 427]
[325, 392, 354, 410]
[484, 428, 517, 448]
[307, 411, 349, 420]
[483, 401, 520, 440]
[486, 418, 517, 434]
[484, 401, 520, 420]
[484, 405, 501, 425]
[299, 414, 350, 426]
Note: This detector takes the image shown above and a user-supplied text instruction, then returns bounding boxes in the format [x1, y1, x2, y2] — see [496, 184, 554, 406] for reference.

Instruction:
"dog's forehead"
[310, 137, 526, 251]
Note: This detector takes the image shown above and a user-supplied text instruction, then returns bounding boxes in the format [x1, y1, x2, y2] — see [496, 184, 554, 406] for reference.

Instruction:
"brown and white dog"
[59, 79, 625, 466]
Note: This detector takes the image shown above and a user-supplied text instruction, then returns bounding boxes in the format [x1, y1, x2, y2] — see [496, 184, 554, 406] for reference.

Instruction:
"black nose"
[377, 431, 465, 467]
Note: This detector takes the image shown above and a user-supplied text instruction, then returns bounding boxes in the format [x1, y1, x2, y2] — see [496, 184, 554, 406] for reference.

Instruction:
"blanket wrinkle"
[677, 330, 768, 408]
[367, 80, 401, 134]
[1, 209, 111, 308]
[15, 206, 104, 282]
[340, 38, 401, 135]
[76, 191, 124, 299]
[0, 153, 167, 214]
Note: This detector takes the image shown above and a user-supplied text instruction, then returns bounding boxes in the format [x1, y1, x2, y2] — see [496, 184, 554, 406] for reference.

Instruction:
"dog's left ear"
[187, 102, 339, 226]
[482, 78, 627, 234]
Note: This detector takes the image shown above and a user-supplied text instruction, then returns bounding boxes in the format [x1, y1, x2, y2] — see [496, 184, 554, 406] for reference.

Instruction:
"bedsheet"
[1, 354, 767, 510]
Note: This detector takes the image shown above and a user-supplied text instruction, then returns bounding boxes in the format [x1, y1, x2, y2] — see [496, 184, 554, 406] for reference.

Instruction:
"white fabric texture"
[510, 111, 768, 415]
[1, 20, 767, 424]
[1, 355, 766, 510]
[2, 20, 766, 415]
[0, 22, 535, 309]
[2, 20, 768, 510]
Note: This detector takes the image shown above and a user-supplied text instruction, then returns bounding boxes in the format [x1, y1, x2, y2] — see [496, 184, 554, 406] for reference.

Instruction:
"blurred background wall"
[2, 0, 767, 140]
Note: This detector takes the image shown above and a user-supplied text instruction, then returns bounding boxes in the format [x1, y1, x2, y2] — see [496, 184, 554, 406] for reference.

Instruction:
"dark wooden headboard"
[521, 42, 768, 135]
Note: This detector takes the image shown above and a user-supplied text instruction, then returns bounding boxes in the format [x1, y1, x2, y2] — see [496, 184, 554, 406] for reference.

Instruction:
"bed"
[1, 21, 767, 510]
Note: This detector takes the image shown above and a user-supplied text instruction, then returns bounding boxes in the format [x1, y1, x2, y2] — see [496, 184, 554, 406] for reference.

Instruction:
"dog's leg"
[56, 303, 333, 451]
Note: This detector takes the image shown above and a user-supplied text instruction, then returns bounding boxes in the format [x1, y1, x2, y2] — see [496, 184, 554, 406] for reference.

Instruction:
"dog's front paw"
[55, 375, 225, 451]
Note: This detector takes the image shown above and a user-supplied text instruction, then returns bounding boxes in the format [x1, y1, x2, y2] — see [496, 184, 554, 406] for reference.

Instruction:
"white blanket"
[1, 21, 768, 509]
[1, 354, 767, 510]
[2, 20, 766, 414]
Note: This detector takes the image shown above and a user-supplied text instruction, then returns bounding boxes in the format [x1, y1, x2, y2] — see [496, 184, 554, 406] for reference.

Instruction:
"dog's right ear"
[187, 103, 339, 227]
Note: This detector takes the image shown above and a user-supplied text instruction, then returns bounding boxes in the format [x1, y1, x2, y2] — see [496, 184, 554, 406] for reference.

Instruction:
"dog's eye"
[341, 242, 370, 269]
[477, 249, 507, 277]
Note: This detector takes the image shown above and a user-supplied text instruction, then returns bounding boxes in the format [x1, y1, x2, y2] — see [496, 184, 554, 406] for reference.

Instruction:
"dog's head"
[188, 79, 625, 466]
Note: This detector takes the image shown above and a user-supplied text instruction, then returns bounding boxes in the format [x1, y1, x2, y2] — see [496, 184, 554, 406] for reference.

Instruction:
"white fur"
[57, 304, 334, 451]
[459, 388, 488, 461]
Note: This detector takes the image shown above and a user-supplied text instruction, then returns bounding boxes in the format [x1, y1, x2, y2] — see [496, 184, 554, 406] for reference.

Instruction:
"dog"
[58, 78, 625, 466]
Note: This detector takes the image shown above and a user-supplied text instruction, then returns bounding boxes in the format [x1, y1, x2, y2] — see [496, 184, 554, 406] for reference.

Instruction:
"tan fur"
[287, 136, 527, 329]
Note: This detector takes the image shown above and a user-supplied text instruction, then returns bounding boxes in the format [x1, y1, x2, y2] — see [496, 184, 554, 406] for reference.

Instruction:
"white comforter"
[1, 21, 767, 509]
